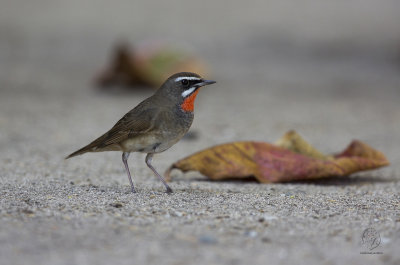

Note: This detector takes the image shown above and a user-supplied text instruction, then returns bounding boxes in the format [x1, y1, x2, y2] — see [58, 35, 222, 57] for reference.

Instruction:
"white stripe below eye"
[175, 76, 201, 82]
[181, 87, 196, 97]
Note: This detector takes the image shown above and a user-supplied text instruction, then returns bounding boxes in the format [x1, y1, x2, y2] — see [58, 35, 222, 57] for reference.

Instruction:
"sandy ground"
[1, 1, 400, 264]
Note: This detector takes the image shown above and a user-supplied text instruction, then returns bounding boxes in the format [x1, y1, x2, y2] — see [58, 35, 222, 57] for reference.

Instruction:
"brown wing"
[97, 108, 156, 147]
[66, 99, 161, 158]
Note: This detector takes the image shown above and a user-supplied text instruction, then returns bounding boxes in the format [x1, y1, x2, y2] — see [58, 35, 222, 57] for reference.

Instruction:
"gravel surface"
[1, 1, 400, 264]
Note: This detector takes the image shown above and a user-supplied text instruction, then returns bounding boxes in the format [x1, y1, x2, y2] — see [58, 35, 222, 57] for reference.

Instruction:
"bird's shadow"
[291, 175, 397, 186]
[189, 175, 398, 186]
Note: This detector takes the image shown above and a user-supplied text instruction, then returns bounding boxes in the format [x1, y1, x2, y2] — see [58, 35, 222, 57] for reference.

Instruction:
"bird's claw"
[166, 187, 173, 194]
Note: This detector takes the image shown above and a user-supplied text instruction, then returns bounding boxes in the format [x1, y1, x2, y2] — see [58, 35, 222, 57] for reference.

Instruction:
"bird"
[66, 72, 216, 193]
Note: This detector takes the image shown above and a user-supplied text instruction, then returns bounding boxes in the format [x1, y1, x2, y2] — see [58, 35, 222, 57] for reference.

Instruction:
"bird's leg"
[145, 153, 173, 193]
[122, 152, 136, 193]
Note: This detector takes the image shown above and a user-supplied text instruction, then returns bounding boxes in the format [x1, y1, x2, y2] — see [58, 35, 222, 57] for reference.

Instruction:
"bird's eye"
[181, 79, 189, 86]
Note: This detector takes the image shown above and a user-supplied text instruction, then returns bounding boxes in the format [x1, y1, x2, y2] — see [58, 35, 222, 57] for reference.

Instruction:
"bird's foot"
[166, 186, 173, 194]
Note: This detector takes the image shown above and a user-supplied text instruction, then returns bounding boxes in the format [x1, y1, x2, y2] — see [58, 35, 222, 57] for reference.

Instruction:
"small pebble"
[245, 230, 257, 238]
[173, 211, 183, 217]
[110, 202, 123, 208]
[261, 237, 271, 243]
[198, 235, 218, 244]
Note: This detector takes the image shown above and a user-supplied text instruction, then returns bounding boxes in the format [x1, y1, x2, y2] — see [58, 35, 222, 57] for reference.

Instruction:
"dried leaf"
[165, 131, 389, 183]
[275, 130, 331, 160]
[95, 42, 207, 89]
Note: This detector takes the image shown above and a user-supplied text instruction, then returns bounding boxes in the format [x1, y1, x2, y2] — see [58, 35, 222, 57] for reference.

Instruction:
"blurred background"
[1, 0, 400, 158]
[1, 0, 400, 180]
[1, 1, 400, 264]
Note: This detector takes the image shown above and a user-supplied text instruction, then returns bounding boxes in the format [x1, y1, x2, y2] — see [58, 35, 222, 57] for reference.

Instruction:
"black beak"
[195, 79, 216, 87]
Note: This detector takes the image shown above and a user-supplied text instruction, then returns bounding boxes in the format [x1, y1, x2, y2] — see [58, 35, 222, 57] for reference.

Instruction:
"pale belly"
[120, 133, 182, 154]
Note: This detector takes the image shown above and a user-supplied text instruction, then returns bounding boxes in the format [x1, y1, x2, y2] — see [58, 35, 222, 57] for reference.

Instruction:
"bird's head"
[156, 72, 216, 112]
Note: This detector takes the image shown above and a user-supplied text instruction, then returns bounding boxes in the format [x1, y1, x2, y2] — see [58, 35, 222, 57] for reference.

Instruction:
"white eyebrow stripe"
[175, 76, 201, 82]
[181, 87, 196, 97]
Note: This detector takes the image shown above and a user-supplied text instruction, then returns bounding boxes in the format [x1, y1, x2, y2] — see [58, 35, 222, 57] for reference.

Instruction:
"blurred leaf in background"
[95, 41, 208, 89]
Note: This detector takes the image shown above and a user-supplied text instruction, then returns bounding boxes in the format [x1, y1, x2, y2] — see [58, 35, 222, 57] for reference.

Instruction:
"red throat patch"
[181, 89, 200, 112]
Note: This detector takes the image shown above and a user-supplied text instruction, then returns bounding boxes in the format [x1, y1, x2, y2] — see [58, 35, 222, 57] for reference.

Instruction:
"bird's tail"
[65, 144, 95, 159]
[65, 131, 120, 159]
